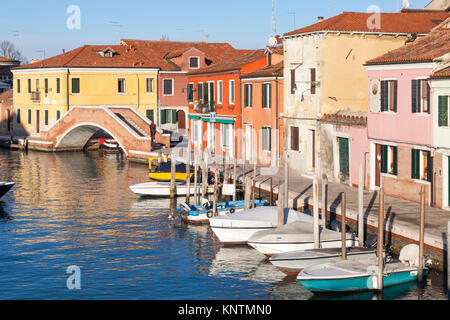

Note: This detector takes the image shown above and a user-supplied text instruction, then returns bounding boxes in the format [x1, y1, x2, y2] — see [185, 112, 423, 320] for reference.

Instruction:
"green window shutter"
[72, 78, 80, 94]
[17, 79, 20, 93]
[411, 149, 420, 179]
[56, 110, 61, 120]
[427, 151, 433, 183]
[267, 128, 272, 151]
[57, 78, 60, 94]
[146, 110, 154, 123]
[381, 145, 388, 174]
[172, 110, 177, 124]
[45, 79, 48, 94]
[268, 83, 272, 108]
[44, 110, 48, 125]
[393, 146, 398, 176]
[161, 110, 167, 124]
[28, 79, 31, 93]
[439, 96, 449, 127]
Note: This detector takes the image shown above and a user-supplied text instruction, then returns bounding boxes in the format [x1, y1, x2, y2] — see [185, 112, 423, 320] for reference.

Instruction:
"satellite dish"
[268, 37, 278, 47]
[402, 0, 410, 9]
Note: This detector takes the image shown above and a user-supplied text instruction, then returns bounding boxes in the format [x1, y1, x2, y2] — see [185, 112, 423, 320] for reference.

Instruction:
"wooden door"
[36, 110, 40, 134]
[375, 144, 382, 187]
[177, 110, 186, 130]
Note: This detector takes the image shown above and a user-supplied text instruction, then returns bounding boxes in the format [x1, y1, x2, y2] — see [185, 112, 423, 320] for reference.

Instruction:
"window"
[380, 80, 397, 112]
[221, 123, 230, 147]
[217, 81, 223, 104]
[161, 109, 177, 124]
[27, 109, 32, 125]
[380, 145, 398, 176]
[36, 79, 39, 91]
[187, 83, 194, 103]
[412, 79, 430, 113]
[16, 109, 20, 124]
[197, 83, 204, 102]
[204, 82, 214, 105]
[28, 79, 31, 93]
[229, 80, 235, 104]
[262, 83, 271, 108]
[17, 79, 20, 93]
[290, 126, 300, 151]
[118, 78, 126, 93]
[56, 110, 61, 121]
[290, 69, 296, 94]
[44, 110, 49, 126]
[163, 79, 173, 96]
[72, 78, 80, 94]
[56, 78, 60, 94]
[44, 78, 48, 94]
[438, 95, 450, 127]
[146, 78, 154, 93]
[191, 119, 199, 142]
[189, 57, 199, 69]
[261, 127, 272, 152]
[146, 109, 154, 123]
[411, 149, 432, 182]
[244, 83, 253, 107]
[310, 68, 316, 95]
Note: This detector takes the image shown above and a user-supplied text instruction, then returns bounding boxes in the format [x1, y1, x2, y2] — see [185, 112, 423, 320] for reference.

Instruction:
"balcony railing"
[200, 101, 215, 114]
[30, 91, 41, 102]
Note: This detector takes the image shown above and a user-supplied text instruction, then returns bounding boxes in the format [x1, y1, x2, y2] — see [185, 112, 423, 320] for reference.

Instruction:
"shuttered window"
[44, 78, 48, 94]
[290, 126, 299, 151]
[221, 123, 230, 147]
[197, 83, 203, 102]
[17, 79, 20, 93]
[261, 127, 272, 152]
[161, 109, 177, 125]
[229, 80, 235, 104]
[381, 145, 397, 176]
[438, 96, 449, 127]
[163, 79, 173, 96]
[217, 81, 223, 104]
[262, 83, 271, 108]
[380, 80, 397, 112]
[146, 78, 154, 93]
[72, 78, 80, 94]
[28, 79, 31, 93]
[44, 110, 49, 126]
[412, 79, 430, 113]
[56, 110, 61, 121]
[146, 110, 154, 123]
[16, 109, 20, 124]
[290, 69, 296, 94]
[187, 83, 194, 103]
[310, 68, 316, 95]
[412, 149, 432, 182]
[56, 78, 61, 94]
[244, 84, 252, 107]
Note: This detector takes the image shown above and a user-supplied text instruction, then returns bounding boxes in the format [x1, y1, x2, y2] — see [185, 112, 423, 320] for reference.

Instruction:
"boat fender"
[206, 210, 214, 219]
[229, 208, 235, 214]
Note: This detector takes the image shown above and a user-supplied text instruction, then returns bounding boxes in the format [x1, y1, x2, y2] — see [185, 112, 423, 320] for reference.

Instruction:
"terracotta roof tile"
[0, 56, 19, 63]
[242, 61, 284, 78]
[284, 11, 449, 37]
[431, 66, 450, 77]
[188, 49, 267, 75]
[366, 28, 450, 64]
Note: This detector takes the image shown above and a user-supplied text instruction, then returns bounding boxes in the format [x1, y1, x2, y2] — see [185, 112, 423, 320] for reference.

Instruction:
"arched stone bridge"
[28, 106, 160, 161]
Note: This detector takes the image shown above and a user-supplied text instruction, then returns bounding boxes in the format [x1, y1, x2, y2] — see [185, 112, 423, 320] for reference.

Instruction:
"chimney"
[62, 49, 66, 54]
[318, 16, 324, 22]
[6, 48, 11, 59]
[31, 59, 39, 64]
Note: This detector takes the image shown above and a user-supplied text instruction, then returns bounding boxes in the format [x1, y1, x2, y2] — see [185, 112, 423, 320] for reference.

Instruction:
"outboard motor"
[201, 198, 211, 210]
[178, 202, 192, 218]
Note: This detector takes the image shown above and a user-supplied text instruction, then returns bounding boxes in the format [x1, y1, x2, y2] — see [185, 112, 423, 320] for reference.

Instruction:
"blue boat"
[178, 200, 270, 224]
[297, 258, 428, 293]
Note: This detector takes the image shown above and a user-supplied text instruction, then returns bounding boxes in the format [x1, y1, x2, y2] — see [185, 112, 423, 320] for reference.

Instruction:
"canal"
[0, 149, 447, 300]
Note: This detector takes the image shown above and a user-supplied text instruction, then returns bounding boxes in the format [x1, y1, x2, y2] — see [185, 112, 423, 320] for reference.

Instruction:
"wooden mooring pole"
[170, 150, 176, 199]
[419, 185, 426, 284]
[358, 163, 364, 247]
[341, 192, 347, 260]
[194, 150, 199, 205]
[378, 188, 385, 292]
[201, 155, 208, 200]
[213, 161, 218, 217]
[252, 163, 256, 208]
[244, 176, 252, 210]
[284, 153, 289, 209]
[233, 156, 237, 201]
[278, 183, 285, 227]
[321, 174, 328, 228]
[313, 175, 320, 249]
[185, 146, 191, 204]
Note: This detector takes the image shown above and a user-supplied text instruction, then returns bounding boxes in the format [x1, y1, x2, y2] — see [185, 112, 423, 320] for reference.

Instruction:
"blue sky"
[1, 0, 432, 61]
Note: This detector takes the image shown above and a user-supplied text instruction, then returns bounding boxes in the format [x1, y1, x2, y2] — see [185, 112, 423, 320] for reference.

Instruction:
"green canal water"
[0, 149, 447, 300]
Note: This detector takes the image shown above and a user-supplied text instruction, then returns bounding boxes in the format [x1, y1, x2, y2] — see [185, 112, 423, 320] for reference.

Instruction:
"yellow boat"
[149, 157, 194, 182]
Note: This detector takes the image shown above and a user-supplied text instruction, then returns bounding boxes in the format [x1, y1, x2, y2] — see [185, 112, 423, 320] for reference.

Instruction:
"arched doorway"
[177, 110, 186, 130]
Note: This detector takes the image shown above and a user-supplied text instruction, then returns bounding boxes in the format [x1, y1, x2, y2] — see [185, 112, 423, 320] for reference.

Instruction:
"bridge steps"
[114, 113, 148, 138]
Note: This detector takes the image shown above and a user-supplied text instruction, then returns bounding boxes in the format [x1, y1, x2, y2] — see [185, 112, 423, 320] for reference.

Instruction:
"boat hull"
[211, 227, 274, 245]
[249, 239, 357, 257]
[0, 182, 15, 199]
[270, 250, 377, 277]
[130, 182, 213, 197]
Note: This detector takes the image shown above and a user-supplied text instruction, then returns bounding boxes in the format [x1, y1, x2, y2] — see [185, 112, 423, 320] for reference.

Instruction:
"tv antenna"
[288, 11, 296, 30]
[271, 0, 277, 36]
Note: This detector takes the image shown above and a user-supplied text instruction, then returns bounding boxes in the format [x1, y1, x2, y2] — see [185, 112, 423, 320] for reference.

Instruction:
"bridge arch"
[55, 122, 127, 154]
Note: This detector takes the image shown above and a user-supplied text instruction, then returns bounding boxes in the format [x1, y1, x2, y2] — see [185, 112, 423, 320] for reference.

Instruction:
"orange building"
[241, 51, 284, 167]
[187, 49, 275, 160]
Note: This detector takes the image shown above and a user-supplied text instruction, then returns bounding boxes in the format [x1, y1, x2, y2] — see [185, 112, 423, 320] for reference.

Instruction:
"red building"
[187, 50, 270, 159]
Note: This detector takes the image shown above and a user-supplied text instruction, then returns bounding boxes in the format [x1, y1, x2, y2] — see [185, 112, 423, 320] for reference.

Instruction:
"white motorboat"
[248, 221, 357, 257]
[209, 206, 313, 245]
[129, 181, 214, 197]
[269, 247, 377, 277]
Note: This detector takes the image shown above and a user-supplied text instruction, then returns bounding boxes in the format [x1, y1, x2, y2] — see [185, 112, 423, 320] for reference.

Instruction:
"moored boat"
[149, 158, 194, 182]
[178, 200, 270, 224]
[269, 247, 377, 277]
[209, 206, 314, 246]
[0, 182, 14, 199]
[129, 181, 214, 197]
[248, 221, 357, 257]
[296, 258, 428, 293]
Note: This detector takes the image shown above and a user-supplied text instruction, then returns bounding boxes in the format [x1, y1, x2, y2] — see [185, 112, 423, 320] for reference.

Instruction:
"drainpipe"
[66, 68, 70, 112]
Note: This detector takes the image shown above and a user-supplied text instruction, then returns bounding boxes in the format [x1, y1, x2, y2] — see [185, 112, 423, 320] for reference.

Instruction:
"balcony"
[30, 91, 41, 102]
[199, 101, 215, 114]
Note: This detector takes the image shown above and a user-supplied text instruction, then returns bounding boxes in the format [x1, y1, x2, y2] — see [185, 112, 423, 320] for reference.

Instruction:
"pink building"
[365, 27, 449, 205]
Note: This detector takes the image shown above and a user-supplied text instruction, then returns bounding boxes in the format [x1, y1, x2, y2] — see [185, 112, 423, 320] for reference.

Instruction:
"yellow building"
[12, 46, 159, 136]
